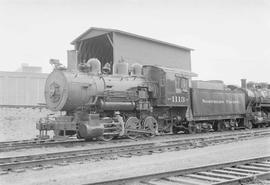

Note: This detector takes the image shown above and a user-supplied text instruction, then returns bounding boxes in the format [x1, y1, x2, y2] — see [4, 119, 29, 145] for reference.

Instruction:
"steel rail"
[85, 156, 270, 185]
[1, 127, 270, 152]
[0, 138, 85, 152]
[0, 143, 155, 170]
[1, 131, 270, 172]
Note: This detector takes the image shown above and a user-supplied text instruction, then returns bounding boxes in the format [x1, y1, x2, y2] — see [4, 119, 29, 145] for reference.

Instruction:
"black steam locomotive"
[37, 58, 270, 141]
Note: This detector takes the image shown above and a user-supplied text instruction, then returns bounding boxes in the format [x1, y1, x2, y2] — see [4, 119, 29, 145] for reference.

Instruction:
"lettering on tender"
[202, 99, 240, 104]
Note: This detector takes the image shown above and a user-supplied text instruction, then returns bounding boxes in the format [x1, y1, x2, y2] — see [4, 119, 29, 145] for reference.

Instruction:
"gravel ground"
[0, 107, 56, 141]
[245, 180, 270, 185]
[1, 136, 269, 185]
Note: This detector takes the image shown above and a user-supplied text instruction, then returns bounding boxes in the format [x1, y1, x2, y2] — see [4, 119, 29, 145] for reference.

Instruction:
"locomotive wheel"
[188, 125, 196, 134]
[188, 122, 197, 134]
[246, 121, 253, 129]
[217, 121, 226, 132]
[98, 135, 114, 141]
[125, 117, 141, 139]
[76, 131, 83, 139]
[143, 116, 158, 137]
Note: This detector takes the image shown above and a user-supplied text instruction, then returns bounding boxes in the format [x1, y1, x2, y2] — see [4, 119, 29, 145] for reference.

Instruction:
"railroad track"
[0, 129, 270, 173]
[90, 156, 270, 185]
[0, 138, 85, 152]
[1, 127, 270, 152]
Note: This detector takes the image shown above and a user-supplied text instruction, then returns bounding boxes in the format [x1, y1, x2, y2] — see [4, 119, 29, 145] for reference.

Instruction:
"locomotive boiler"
[45, 59, 145, 112]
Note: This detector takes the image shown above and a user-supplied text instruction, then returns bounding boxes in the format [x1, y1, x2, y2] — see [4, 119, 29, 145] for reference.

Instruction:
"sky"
[0, 0, 270, 85]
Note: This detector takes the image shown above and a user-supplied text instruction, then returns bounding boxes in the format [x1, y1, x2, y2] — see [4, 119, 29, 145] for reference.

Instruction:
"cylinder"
[78, 122, 104, 139]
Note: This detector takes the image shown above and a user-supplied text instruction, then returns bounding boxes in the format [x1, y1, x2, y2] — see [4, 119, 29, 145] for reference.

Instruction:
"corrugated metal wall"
[113, 32, 192, 71]
[0, 71, 48, 106]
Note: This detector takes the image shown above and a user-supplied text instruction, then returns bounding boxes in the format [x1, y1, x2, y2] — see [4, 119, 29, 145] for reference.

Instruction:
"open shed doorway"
[77, 33, 113, 73]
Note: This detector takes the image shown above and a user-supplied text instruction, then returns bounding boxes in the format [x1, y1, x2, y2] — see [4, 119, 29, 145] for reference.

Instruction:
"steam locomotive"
[37, 58, 270, 141]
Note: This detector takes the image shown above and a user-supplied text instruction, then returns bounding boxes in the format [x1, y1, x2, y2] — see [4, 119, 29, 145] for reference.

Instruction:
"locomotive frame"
[37, 58, 270, 141]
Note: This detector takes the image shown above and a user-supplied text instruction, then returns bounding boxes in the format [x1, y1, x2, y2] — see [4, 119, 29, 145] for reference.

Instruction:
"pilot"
[115, 111, 125, 136]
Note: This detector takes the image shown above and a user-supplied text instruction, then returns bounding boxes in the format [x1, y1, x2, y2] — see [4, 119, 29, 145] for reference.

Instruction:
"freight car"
[36, 59, 270, 140]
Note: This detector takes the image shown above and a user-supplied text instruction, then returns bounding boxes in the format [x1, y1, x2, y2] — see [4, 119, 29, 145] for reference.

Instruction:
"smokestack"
[67, 50, 78, 71]
[241, 79, 247, 89]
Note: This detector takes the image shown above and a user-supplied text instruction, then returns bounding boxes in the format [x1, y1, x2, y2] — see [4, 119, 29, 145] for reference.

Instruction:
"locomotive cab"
[142, 65, 192, 107]
[142, 65, 196, 134]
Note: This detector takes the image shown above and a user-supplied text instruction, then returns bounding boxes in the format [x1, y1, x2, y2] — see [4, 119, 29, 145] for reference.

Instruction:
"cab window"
[176, 77, 181, 89]
[160, 74, 166, 86]
[175, 77, 188, 92]
[181, 78, 188, 91]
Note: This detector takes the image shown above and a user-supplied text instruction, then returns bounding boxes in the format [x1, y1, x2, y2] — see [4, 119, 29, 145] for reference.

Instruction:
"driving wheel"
[143, 116, 158, 137]
[125, 117, 141, 139]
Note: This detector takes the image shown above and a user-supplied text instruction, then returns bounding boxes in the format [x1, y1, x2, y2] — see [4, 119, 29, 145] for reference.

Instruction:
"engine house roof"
[71, 27, 193, 51]
[71, 27, 194, 73]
